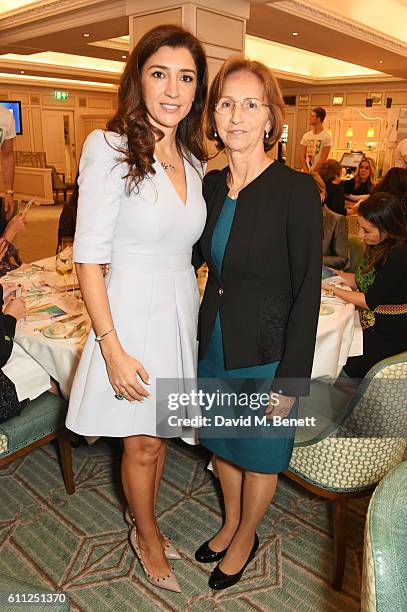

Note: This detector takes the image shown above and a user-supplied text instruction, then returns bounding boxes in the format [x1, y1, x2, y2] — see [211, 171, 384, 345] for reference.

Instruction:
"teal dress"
[198, 197, 297, 473]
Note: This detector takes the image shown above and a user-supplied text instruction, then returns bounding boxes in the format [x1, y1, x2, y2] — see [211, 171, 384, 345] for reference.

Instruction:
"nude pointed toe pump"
[125, 506, 182, 560]
[129, 527, 181, 593]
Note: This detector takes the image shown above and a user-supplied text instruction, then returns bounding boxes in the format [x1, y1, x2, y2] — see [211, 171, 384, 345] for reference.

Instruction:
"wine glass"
[56, 238, 74, 298]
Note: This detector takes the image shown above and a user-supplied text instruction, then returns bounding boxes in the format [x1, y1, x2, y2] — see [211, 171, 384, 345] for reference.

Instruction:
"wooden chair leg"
[63, 189, 67, 202]
[57, 430, 75, 495]
[333, 496, 348, 590]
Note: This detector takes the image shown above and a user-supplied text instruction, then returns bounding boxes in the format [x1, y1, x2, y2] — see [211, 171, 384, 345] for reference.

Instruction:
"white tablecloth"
[3, 257, 363, 397]
[2, 343, 51, 401]
[312, 302, 363, 379]
[2, 257, 88, 398]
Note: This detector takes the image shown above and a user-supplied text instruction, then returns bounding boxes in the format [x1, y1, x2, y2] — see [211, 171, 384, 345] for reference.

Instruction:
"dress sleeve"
[271, 173, 323, 397]
[365, 248, 407, 310]
[73, 130, 123, 264]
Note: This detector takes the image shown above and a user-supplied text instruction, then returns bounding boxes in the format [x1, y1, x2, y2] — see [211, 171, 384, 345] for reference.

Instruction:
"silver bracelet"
[95, 327, 115, 343]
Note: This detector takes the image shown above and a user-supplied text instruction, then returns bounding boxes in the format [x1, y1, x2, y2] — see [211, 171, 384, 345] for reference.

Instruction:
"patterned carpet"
[1, 439, 368, 611]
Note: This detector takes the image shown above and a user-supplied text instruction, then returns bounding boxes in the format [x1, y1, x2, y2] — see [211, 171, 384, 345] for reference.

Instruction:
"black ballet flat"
[208, 533, 259, 590]
[195, 539, 228, 563]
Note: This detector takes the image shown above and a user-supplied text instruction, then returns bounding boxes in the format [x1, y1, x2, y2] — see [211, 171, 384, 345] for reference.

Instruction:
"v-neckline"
[155, 154, 188, 206]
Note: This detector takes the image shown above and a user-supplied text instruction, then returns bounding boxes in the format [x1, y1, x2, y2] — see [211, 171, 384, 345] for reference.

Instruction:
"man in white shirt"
[394, 137, 407, 168]
[300, 107, 333, 173]
[0, 104, 17, 220]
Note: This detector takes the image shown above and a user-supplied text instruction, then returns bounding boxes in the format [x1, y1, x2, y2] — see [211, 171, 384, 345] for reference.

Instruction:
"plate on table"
[6, 266, 38, 280]
[42, 321, 88, 340]
[320, 304, 335, 316]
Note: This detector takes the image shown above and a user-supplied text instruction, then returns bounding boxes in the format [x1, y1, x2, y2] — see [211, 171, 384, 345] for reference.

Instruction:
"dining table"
[1, 257, 363, 400]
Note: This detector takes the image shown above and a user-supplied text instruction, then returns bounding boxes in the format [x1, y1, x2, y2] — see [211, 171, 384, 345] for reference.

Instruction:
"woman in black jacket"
[193, 57, 322, 590]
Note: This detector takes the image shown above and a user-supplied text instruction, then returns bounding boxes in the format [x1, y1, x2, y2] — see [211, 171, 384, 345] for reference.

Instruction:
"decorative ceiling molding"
[0, 0, 123, 28]
[0, 57, 120, 82]
[271, 1, 407, 56]
[89, 39, 129, 52]
[0, 1, 126, 44]
[271, 67, 402, 86]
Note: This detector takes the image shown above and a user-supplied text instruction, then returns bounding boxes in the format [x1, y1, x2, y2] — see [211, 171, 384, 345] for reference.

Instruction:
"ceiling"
[0, 0, 406, 90]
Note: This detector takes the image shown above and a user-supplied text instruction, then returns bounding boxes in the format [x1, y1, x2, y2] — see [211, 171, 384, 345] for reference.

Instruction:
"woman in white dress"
[65, 25, 208, 592]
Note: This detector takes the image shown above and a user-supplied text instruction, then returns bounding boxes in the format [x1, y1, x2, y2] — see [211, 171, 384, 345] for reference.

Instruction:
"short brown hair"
[206, 56, 285, 151]
[312, 106, 326, 122]
[319, 159, 342, 184]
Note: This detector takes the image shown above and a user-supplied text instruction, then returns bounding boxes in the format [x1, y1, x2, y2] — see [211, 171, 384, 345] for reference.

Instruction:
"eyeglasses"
[215, 97, 270, 116]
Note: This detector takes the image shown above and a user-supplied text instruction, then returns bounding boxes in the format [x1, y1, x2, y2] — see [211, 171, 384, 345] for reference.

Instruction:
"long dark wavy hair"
[107, 25, 208, 193]
[358, 191, 407, 272]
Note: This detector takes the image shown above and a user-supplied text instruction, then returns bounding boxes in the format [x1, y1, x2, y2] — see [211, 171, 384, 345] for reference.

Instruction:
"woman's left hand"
[264, 392, 295, 420]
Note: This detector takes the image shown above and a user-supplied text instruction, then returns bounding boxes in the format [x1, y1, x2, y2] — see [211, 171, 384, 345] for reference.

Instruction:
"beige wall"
[0, 84, 117, 179]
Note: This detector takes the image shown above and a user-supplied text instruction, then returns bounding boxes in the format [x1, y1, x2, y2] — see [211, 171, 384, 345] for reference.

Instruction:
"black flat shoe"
[195, 539, 228, 563]
[208, 533, 259, 590]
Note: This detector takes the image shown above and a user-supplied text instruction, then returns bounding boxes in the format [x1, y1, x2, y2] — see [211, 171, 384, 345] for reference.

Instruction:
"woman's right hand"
[5, 213, 26, 238]
[327, 267, 355, 288]
[4, 298, 26, 320]
[103, 347, 150, 402]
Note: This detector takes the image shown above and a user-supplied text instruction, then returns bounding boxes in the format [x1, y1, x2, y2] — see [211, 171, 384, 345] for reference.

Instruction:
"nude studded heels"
[129, 527, 181, 593]
[125, 506, 182, 560]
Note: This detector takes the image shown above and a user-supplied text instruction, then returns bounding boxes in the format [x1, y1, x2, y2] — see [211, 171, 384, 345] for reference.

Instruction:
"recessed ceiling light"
[379, 60, 383, 64]
[292, 32, 299, 36]
[83, 33, 90, 38]
[122, 55, 127, 59]
[20, 70, 25, 74]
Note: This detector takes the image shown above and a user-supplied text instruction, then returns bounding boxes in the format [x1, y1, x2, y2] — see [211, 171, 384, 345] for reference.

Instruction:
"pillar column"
[125, 0, 250, 80]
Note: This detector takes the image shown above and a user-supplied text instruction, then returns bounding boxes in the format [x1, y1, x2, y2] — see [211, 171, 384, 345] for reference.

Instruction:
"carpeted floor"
[1, 438, 368, 611]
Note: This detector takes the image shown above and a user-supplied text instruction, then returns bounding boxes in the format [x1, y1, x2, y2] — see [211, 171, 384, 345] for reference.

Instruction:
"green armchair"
[361, 460, 407, 612]
[0, 391, 74, 494]
[285, 351, 407, 590]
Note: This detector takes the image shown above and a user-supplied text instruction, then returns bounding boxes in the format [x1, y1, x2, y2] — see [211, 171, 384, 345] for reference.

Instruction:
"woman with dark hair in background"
[372, 167, 407, 212]
[322, 192, 407, 380]
[65, 25, 208, 592]
[57, 173, 78, 249]
[319, 158, 346, 216]
[0, 209, 25, 276]
[193, 56, 321, 590]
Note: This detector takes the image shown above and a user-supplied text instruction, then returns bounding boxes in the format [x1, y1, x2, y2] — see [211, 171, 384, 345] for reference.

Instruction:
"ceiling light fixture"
[20, 70, 25, 74]
[83, 33, 90, 38]
[122, 55, 127, 59]
[292, 32, 299, 36]
[379, 60, 383, 64]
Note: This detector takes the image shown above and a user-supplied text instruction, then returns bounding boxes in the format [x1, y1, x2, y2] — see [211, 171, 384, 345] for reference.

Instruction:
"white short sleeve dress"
[65, 130, 206, 438]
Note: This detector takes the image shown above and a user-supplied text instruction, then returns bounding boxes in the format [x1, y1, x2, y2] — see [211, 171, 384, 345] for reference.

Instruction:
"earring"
[214, 130, 218, 138]
[265, 130, 270, 139]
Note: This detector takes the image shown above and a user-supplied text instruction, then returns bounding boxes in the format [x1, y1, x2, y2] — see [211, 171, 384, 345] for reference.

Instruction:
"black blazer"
[0, 285, 17, 368]
[193, 162, 322, 396]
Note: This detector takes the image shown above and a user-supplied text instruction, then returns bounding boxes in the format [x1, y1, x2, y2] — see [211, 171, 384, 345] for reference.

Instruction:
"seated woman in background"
[372, 167, 407, 212]
[312, 173, 349, 269]
[319, 158, 346, 216]
[322, 192, 407, 380]
[0, 277, 27, 423]
[57, 175, 78, 249]
[0, 211, 26, 276]
[345, 157, 376, 212]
